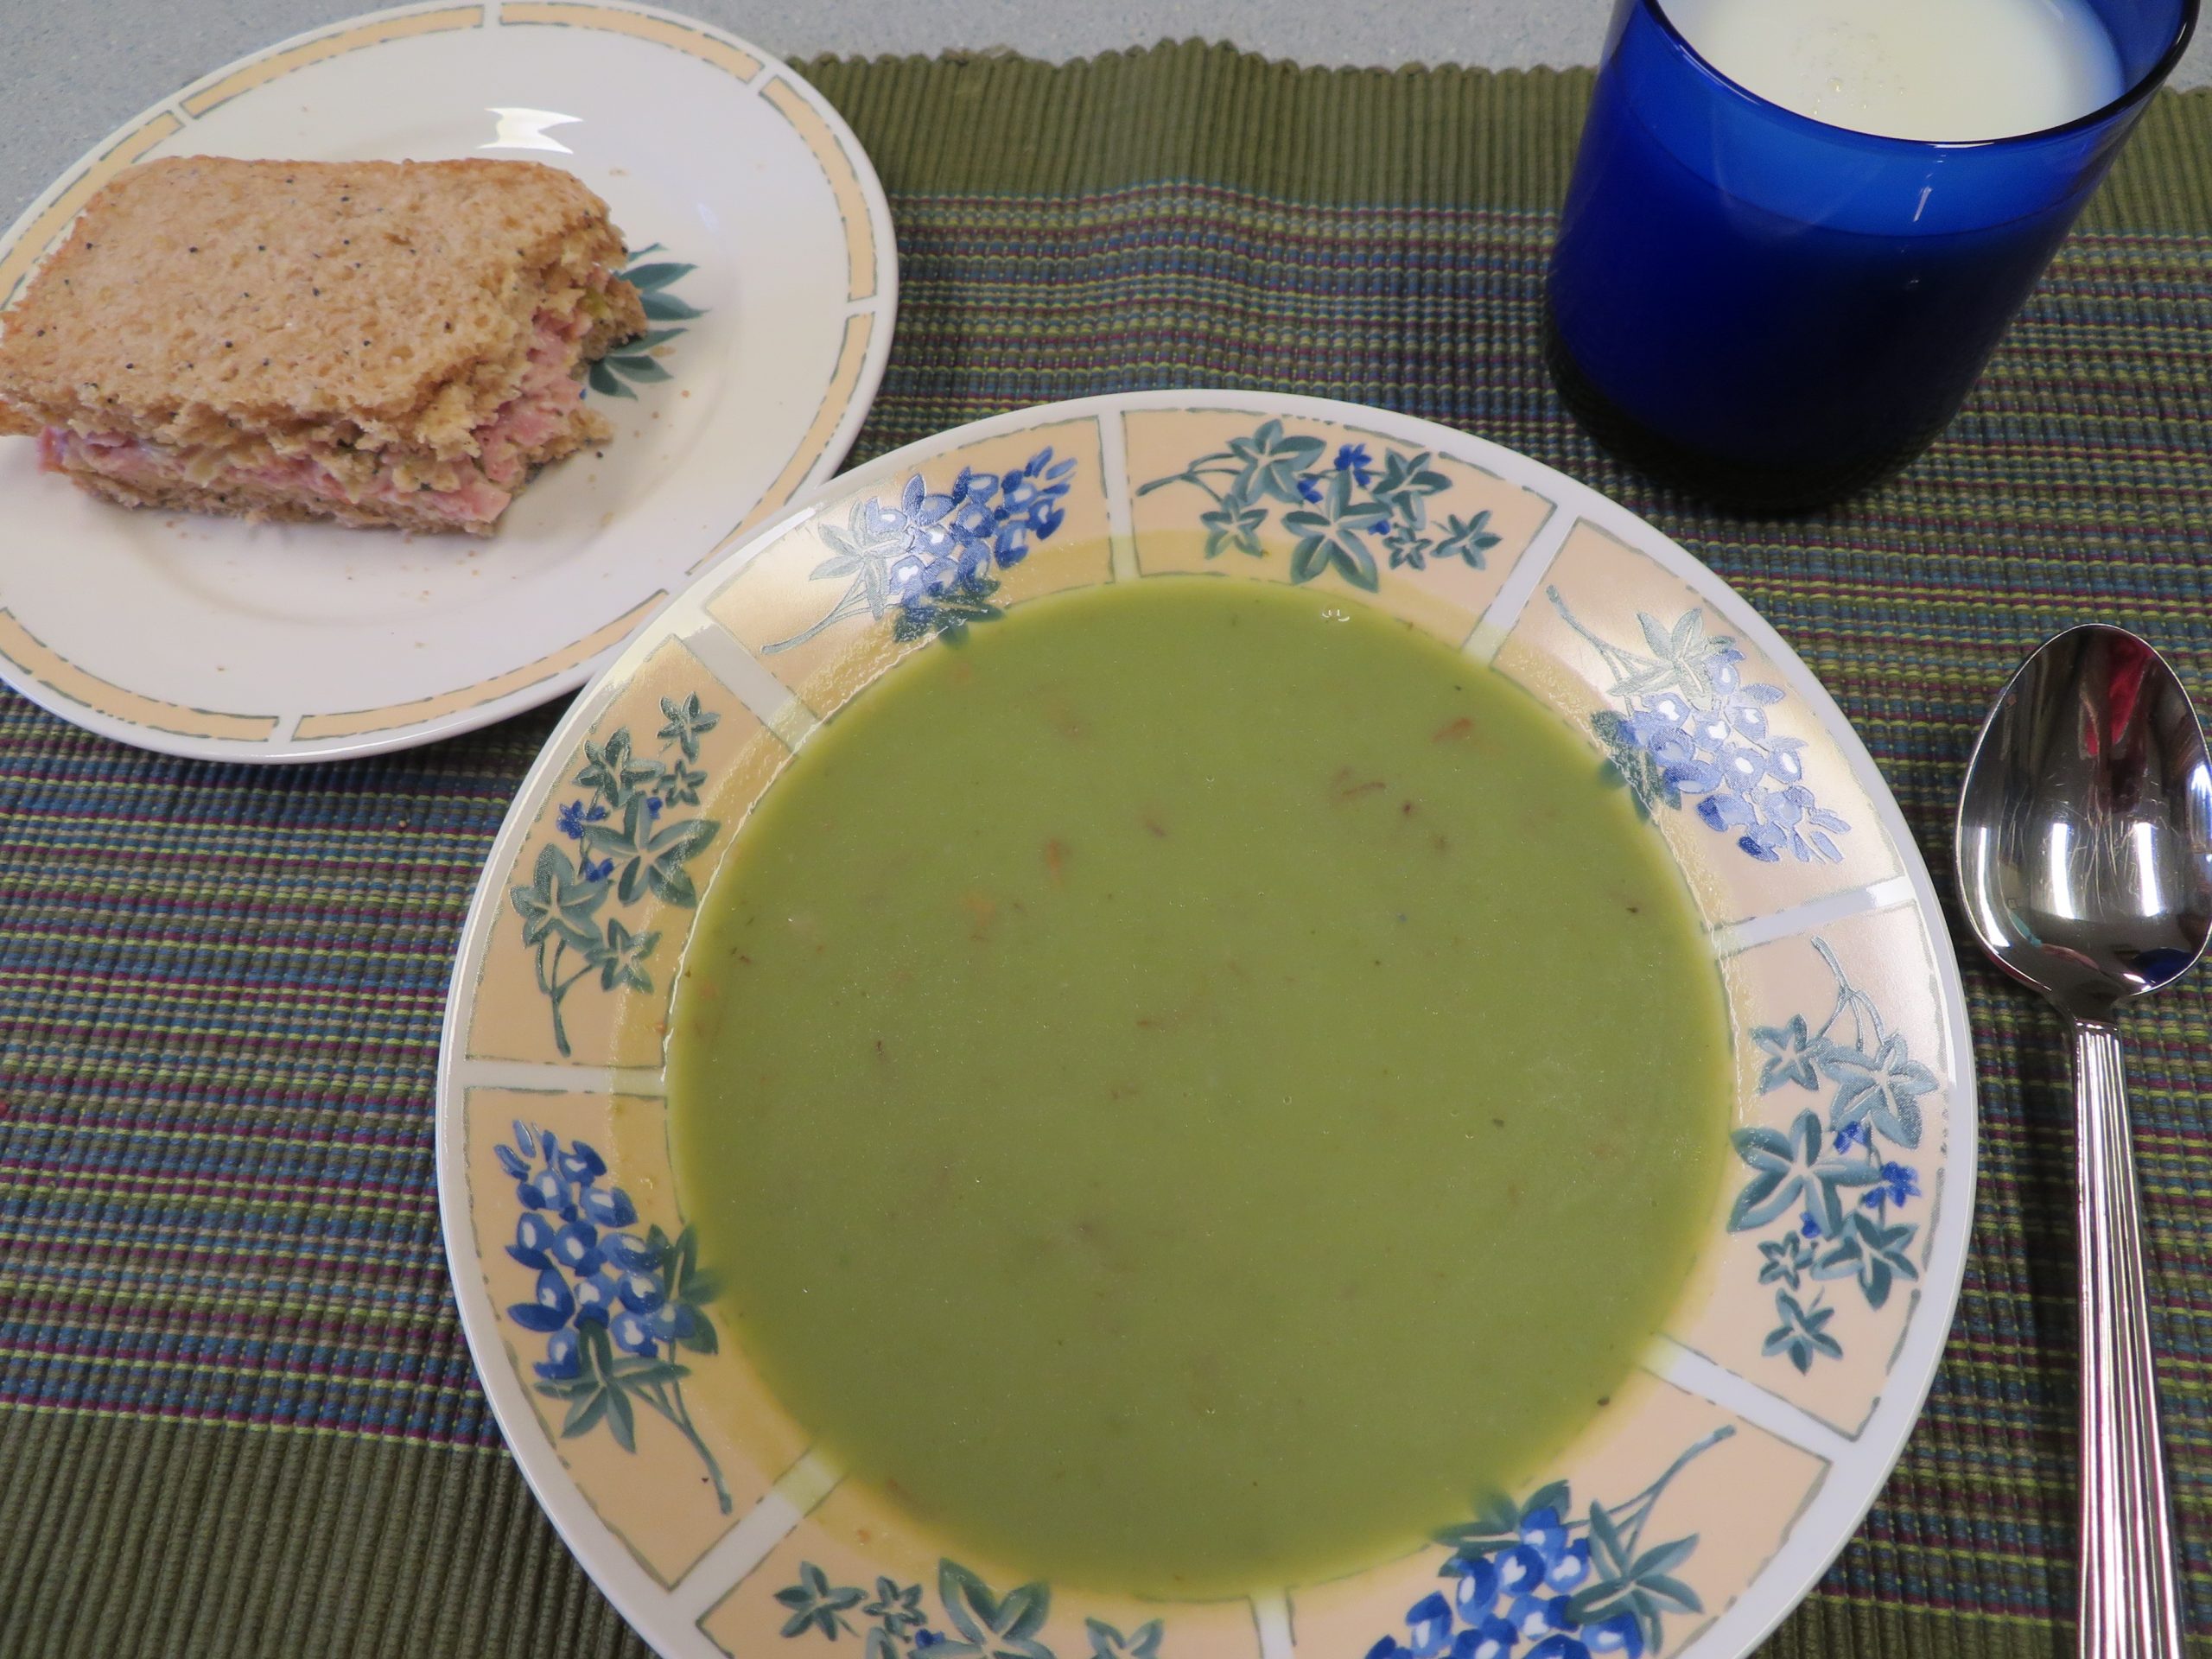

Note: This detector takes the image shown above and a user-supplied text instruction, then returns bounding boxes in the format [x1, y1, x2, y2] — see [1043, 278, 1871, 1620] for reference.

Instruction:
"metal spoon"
[1956, 624, 2212, 1657]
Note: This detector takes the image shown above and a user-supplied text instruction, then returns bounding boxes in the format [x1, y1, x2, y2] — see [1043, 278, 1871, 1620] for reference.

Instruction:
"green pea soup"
[668, 573, 1730, 1598]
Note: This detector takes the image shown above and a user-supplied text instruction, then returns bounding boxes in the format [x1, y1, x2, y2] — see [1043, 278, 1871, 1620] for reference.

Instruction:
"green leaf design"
[1472, 1490, 1521, 1536]
[640, 289, 704, 321]
[1728, 1109, 1881, 1236]
[1199, 493, 1267, 558]
[1639, 1573, 1702, 1614]
[1369, 448, 1450, 527]
[638, 815, 721, 906]
[624, 260, 696, 291]
[1609, 609, 1727, 703]
[1763, 1289, 1844, 1372]
[1751, 1014, 1829, 1092]
[1726, 1110, 1820, 1230]
[493, 685, 725, 1065]
[588, 249, 708, 391]
[1433, 510, 1503, 569]
[935, 1562, 1054, 1659]
[563, 1388, 610, 1438]
[1520, 1480, 1572, 1523]
[1224, 418, 1326, 505]
[1758, 1231, 1814, 1289]
[659, 760, 709, 807]
[778, 1562, 865, 1640]
[1816, 1211, 1919, 1308]
[512, 842, 608, 950]
[602, 1380, 637, 1451]
[576, 728, 662, 810]
[1821, 1033, 1935, 1149]
[893, 575, 1004, 645]
[1281, 468, 1382, 592]
[658, 692, 721, 761]
[866, 1579, 926, 1638]
[1085, 1619, 1161, 1659]
[604, 353, 671, 383]
[594, 918, 661, 993]
[1586, 1499, 1628, 1576]
[1630, 1535, 1697, 1579]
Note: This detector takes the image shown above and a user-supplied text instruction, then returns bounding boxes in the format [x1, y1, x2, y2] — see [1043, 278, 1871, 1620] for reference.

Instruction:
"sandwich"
[0, 156, 648, 533]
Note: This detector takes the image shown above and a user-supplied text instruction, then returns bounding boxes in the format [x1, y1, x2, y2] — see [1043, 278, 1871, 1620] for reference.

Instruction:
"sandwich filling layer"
[38, 297, 615, 531]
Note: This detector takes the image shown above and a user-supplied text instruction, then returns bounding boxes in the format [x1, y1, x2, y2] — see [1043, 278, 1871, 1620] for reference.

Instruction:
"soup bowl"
[438, 391, 1975, 1659]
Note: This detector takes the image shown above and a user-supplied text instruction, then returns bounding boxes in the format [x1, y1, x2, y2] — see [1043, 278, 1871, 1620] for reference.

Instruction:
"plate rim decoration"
[437, 389, 1979, 1659]
[0, 0, 898, 764]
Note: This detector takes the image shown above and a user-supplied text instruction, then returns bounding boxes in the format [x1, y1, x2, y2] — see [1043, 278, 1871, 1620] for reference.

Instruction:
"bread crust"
[0, 156, 638, 460]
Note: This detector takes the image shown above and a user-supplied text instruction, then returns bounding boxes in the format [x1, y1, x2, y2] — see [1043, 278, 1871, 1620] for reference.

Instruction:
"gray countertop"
[8, 0, 2208, 238]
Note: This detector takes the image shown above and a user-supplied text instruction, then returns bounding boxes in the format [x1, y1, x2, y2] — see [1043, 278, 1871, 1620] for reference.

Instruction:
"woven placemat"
[3, 42, 2210, 1659]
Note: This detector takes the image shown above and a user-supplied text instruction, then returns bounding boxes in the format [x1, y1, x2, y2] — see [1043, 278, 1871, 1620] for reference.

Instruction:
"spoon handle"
[2073, 1020, 2182, 1658]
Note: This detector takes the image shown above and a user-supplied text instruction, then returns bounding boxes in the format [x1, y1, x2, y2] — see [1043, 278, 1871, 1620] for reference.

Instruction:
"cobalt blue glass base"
[1547, 0, 2198, 512]
[1542, 302, 1942, 512]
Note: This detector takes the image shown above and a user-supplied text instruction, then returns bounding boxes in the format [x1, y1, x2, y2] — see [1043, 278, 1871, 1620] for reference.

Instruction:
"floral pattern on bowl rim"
[439, 391, 1976, 1659]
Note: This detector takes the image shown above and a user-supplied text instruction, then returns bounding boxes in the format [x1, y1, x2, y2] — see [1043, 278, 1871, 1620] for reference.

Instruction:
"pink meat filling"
[38, 305, 594, 527]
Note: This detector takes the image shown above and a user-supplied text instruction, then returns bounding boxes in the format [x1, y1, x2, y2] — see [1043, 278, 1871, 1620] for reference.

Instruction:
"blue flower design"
[1409, 1436, 1726, 1659]
[1445, 1554, 1499, 1618]
[1865, 1160, 1920, 1209]
[579, 854, 615, 883]
[510, 1265, 574, 1332]
[556, 799, 608, 840]
[769, 450, 1077, 654]
[1586, 1615, 1644, 1658]
[536, 1327, 582, 1382]
[1336, 442, 1376, 485]
[1405, 1593, 1453, 1658]
[499, 1122, 730, 1510]
[1506, 1595, 1569, 1638]
[571, 1268, 621, 1325]
[1554, 590, 1848, 863]
[1450, 1622, 1517, 1659]
[1800, 1210, 1823, 1239]
[1296, 474, 1325, 503]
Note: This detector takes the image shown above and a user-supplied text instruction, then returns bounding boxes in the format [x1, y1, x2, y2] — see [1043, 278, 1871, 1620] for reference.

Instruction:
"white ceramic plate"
[439, 391, 1975, 1659]
[0, 0, 896, 762]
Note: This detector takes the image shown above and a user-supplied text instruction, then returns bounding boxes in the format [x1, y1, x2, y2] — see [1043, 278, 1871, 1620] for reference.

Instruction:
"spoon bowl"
[1955, 622, 2212, 1659]
[1957, 624, 2212, 1016]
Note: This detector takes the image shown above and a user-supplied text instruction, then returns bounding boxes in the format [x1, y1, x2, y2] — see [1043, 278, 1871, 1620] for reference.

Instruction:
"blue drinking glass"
[1545, 0, 2199, 510]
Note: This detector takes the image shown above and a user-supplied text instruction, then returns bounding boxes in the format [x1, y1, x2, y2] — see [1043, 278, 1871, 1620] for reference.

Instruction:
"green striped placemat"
[3, 41, 2209, 1659]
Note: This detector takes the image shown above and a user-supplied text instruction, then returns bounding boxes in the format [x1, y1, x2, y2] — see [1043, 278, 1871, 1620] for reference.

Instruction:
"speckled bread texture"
[0, 156, 645, 458]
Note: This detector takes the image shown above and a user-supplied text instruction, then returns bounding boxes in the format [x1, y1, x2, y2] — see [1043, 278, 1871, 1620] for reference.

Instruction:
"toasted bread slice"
[0, 157, 640, 456]
[0, 156, 649, 532]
